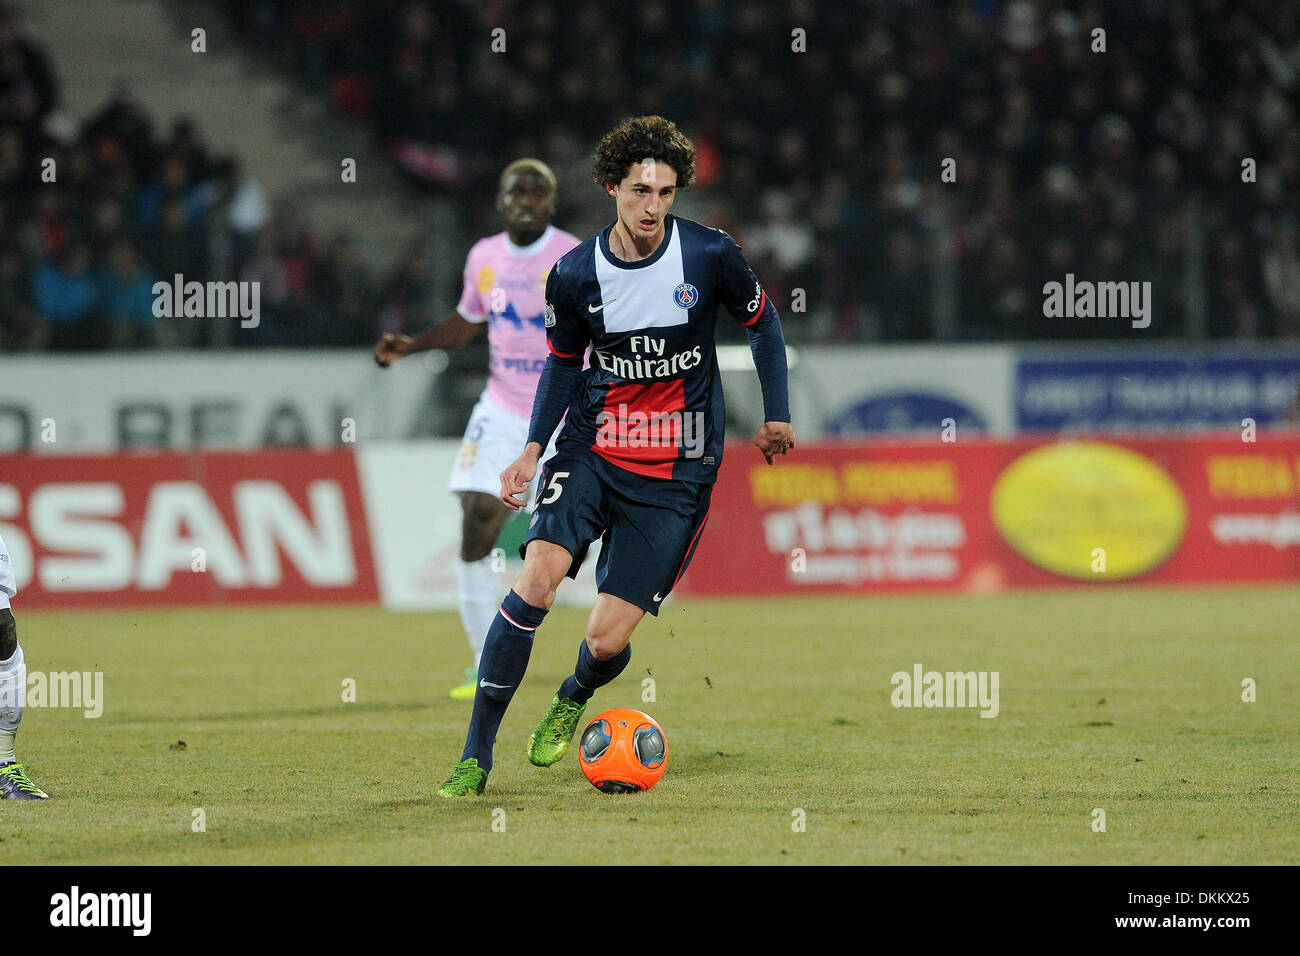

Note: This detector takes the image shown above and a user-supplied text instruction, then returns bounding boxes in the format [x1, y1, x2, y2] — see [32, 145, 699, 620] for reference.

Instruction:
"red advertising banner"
[0, 450, 378, 608]
[5, 437, 1298, 607]
[681, 435, 1300, 596]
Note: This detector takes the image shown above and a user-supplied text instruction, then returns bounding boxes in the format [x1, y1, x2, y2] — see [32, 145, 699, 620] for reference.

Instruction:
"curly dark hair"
[592, 115, 696, 189]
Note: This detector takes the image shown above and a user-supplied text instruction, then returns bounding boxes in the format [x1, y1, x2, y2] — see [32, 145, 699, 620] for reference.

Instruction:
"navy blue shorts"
[521, 445, 712, 616]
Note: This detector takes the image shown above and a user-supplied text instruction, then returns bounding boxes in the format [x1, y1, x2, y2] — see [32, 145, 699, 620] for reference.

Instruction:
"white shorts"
[0, 533, 15, 608]
[449, 391, 557, 508]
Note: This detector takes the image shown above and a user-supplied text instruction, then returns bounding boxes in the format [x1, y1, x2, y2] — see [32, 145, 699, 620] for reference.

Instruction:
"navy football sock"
[461, 590, 547, 771]
[559, 641, 631, 704]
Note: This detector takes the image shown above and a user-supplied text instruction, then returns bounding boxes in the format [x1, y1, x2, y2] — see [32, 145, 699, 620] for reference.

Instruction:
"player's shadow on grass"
[661, 750, 745, 779]
[107, 700, 436, 724]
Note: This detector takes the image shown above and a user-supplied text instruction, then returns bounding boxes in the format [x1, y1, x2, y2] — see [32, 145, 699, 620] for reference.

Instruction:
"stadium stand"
[3, 0, 1297, 350]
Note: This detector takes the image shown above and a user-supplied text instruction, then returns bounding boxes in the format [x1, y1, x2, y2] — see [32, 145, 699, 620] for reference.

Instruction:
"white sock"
[0, 644, 24, 765]
[457, 557, 505, 668]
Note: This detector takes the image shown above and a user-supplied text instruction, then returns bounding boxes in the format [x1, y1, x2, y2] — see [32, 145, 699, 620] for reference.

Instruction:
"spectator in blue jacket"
[33, 241, 102, 350]
[100, 238, 159, 348]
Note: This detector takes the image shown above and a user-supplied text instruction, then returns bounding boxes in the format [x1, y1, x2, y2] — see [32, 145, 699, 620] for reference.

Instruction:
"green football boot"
[437, 757, 487, 797]
[449, 667, 477, 701]
[527, 695, 587, 767]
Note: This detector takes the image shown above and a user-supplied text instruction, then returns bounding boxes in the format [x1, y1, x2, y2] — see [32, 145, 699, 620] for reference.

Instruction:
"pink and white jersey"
[456, 224, 581, 418]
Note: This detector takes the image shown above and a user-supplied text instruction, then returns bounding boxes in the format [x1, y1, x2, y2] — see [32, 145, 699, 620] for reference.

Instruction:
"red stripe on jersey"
[592, 452, 676, 479]
[591, 378, 686, 479]
[741, 289, 766, 326]
[548, 339, 579, 359]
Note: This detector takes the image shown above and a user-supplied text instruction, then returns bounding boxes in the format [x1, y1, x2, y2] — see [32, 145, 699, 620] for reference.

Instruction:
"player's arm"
[500, 271, 588, 509]
[374, 310, 483, 366]
[375, 250, 489, 366]
[498, 355, 579, 510]
[717, 232, 794, 464]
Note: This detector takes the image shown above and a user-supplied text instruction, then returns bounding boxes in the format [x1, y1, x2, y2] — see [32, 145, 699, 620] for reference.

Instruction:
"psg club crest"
[544, 302, 556, 327]
[673, 283, 698, 309]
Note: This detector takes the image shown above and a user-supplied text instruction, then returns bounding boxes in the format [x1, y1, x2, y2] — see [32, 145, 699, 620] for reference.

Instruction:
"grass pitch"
[5, 587, 1298, 865]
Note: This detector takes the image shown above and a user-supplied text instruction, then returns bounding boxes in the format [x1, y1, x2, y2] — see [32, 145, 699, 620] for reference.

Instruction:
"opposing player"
[0, 533, 48, 799]
[375, 159, 579, 699]
[438, 115, 794, 796]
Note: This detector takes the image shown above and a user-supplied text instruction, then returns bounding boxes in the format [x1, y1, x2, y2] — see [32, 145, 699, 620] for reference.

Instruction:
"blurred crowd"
[225, 0, 1300, 342]
[0, 4, 404, 351]
[4, 0, 1299, 349]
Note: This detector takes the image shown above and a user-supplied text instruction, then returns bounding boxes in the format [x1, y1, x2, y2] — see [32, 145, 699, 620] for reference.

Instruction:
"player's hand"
[754, 421, 795, 464]
[374, 333, 413, 367]
[500, 448, 542, 511]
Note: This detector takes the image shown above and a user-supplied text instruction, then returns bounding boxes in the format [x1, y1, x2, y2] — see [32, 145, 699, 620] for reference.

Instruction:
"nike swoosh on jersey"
[588, 299, 617, 312]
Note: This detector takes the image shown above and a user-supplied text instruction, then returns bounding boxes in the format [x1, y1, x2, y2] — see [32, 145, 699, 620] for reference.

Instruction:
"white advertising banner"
[356, 441, 597, 611]
[0, 350, 437, 454]
[355, 442, 464, 610]
[785, 345, 1017, 439]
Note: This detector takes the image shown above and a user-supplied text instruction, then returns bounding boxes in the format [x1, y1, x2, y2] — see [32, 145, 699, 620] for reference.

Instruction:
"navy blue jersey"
[541, 214, 780, 483]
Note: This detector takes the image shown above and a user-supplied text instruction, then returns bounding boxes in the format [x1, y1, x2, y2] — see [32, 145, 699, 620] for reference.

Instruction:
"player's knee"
[513, 541, 571, 609]
[584, 630, 628, 662]
[460, 535, 496, 563]
[460, 494, 505, 562]
[0, 609, 15, 661]
[512, 573, 557, 610]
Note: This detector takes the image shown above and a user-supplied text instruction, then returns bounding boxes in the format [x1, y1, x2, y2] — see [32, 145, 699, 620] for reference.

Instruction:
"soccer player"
[438, 115, 794, 796]
[0, 533, 48, 799]
[375, 159, 580, 699]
